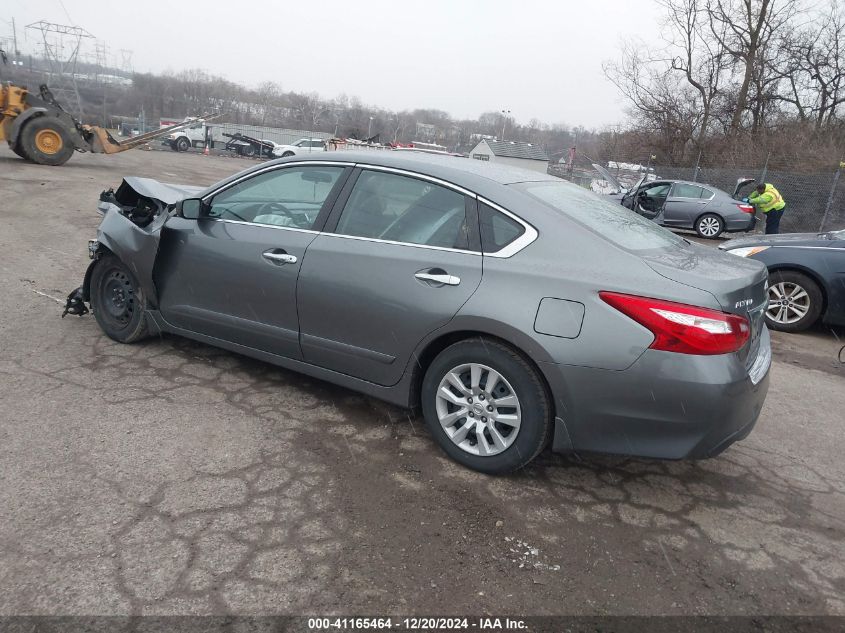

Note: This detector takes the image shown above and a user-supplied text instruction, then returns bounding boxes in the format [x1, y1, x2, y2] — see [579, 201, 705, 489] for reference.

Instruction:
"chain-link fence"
[553, 157, 845, 233]
[654, 164, 844, 233]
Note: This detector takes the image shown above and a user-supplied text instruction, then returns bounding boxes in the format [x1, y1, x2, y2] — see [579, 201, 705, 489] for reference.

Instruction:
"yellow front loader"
[1, 82, 219, 166]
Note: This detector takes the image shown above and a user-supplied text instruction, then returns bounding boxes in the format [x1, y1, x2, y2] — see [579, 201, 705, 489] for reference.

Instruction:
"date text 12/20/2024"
[307, 618, 527, 630]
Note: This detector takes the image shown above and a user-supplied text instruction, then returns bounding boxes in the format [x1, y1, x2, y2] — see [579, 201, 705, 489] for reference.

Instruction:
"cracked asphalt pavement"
[1, 147, 844, 616]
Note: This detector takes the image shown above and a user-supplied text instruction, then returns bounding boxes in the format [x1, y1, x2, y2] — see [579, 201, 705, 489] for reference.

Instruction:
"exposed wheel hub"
[102, 270, 135, 324]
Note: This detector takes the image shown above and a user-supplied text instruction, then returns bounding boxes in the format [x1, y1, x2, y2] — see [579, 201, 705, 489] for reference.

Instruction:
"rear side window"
[672, 183, 705, 198]
[517, 181, 685, 252]
[479, 202, 525, 253]
[335, 170, 470, 249]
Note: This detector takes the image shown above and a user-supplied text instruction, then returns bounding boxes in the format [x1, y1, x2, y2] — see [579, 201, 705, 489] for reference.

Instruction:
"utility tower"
[25, 20, 94, 116]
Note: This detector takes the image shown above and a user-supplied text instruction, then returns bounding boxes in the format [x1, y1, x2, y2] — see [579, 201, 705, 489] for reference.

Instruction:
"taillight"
[599, 292, 750, 355]
[737, 204, 755, 213]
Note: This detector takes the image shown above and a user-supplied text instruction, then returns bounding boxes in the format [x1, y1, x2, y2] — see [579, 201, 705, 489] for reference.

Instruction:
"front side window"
[672, 183, 705, 198]
[641, 183, 671, 198]
[207, 166, 344, 229]
[335, 170, 470, 249]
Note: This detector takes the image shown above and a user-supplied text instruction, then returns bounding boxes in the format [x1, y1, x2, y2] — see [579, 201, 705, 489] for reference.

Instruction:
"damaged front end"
[63, 176, 203, 318]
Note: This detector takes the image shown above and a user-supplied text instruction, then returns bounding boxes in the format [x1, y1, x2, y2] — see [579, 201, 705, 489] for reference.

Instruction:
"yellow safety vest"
[750, 184, 786, 213]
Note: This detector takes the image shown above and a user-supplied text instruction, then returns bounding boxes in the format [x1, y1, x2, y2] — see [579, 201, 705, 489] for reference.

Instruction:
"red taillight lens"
[599, 292, 750, 355]
[737, 204, 755, 213]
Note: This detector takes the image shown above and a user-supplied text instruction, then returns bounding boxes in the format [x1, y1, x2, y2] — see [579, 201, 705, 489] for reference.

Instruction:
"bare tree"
[705, 0, 798, 134]
[660, 0, 730, 146]
[775, 1, 845, 128]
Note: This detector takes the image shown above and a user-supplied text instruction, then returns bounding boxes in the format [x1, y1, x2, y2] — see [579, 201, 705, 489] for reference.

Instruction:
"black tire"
[175, 136, 191, 152]
[764, 270, 823, 333]
[281, 151, 295, 158]
[11, 142, 29, 159]
[19, 117, 75, 166]
[242, 145, 256, 157]
[695, 213, 725, 239]
[421, 338, 552, 474]
[90, 254, 149, 343]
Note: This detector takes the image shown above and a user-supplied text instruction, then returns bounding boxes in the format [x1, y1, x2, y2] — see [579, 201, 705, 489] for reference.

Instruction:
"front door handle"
[262, 250, 297, 265]
[415, 272, 461, 286]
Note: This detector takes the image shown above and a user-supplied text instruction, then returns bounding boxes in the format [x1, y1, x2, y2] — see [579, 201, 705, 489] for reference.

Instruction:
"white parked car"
[271, 138, 326, 158]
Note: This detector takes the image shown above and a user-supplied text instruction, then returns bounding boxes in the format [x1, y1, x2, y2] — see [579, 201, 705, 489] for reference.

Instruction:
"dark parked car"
[594, 165, 756, 239]
[720, 230, 845, 332]
[66, 153, 771, 473]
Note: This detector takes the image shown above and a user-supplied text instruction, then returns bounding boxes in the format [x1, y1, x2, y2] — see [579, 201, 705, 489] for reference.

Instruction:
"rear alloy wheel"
[695, 213, 724, 239]
[421, 338, 551, 474]
[765, 271, 823, 332]
[19, 117, 75, 166]
[90, 254, 149, 343]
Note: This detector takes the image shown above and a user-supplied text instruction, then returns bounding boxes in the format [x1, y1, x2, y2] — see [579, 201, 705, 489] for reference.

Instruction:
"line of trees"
[603, 0, 845, 169]
[124, 70, 591, 156]
[2, 55, 597, 157]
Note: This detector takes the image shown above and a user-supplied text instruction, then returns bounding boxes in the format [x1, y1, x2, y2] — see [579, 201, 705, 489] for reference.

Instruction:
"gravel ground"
[0, 147, 843, 617]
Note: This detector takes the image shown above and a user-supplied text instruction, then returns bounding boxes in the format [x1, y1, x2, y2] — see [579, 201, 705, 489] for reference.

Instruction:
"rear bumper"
[541, 327, 771, 459]
[725, 213, 757, 232]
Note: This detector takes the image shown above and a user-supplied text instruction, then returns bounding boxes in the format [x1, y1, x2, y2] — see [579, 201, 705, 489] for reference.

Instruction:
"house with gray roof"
[467, 139, 550, 173]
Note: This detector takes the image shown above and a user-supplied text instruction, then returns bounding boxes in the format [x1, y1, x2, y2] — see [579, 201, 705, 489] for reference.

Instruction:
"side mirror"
[180, 198, 203, 219]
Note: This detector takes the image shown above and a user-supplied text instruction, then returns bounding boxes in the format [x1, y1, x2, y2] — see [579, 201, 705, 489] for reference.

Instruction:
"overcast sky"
[2, 0, 659, 129]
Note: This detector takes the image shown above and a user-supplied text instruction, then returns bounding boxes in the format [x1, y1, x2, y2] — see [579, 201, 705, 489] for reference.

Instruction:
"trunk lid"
[733, 177, 757, 199]
[640, 242, 769, 368]
[591, 163, 624, 193]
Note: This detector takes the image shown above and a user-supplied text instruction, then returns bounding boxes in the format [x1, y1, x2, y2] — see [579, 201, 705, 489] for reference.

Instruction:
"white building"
[468, 139, 549, 173]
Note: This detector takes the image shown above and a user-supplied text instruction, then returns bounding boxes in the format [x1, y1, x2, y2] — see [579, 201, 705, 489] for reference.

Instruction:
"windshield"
[830, 229, 844, 240]
[517, 181, 686, 252]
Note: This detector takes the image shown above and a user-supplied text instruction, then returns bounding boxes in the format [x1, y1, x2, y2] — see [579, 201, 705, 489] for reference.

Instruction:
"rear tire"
[421, 338, 552, 474]
[90, 254, 149, 343]
[281, 151, 295, 158]
[695, 213, 724, 239]
[19, 117, 75, 166]
[765, 271, 823, 333]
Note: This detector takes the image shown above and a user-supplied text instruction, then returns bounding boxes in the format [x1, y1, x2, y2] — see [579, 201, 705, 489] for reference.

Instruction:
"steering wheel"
[255, 201, 291, 216]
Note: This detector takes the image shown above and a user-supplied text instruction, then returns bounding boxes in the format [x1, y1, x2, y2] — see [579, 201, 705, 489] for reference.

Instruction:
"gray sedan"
[66, 152, 771, 473]
[596, 165, 757, 239]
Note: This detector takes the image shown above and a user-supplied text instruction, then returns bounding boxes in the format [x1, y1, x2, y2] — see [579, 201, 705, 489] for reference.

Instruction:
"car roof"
[267, 150, 557, 188]
[647, 179, 732, 197]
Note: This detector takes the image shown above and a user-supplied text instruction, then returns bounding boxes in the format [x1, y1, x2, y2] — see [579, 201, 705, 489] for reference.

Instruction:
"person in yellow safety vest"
[748, 183, 787, 234]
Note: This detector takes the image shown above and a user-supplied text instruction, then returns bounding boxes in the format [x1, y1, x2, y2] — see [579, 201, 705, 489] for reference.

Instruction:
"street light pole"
[500, 109, 511, 141]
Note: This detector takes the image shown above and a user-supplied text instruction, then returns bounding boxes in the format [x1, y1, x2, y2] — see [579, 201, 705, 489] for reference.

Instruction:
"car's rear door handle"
[415, 272, 460, 286]
[262, 250, 297, 265]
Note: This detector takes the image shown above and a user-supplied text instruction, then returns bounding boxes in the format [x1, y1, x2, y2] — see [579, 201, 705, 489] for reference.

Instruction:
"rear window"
[517, 181, 685, 252]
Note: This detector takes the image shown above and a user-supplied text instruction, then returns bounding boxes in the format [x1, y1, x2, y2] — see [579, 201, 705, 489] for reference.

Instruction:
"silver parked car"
[66, 153, 771, 473]
[594, 164, 757, 239]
